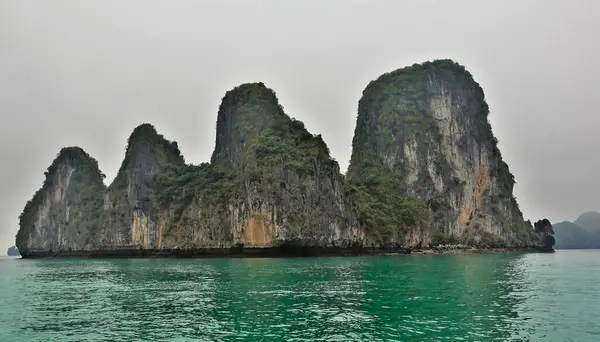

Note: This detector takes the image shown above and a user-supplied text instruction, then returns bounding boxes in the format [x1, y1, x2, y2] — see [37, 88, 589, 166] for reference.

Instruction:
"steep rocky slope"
[158, 83, 362, 249]
[16, 147, 106, 254]
[15, 59, 543, 256]
[100, 123, 186, 250]
[208, 83, 362, 248]
[346, 59, 539, 247]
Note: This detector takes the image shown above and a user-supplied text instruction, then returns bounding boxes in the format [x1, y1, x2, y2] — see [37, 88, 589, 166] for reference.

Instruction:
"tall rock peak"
[211, 82, 288, 169]
[130, 122, 159, 137]
[102, 124, 185, 249]
[49, 146, 105, 176]
[16, 147, 106, 255]
[207, 82, 356, 249]
[111, 123, 184, 189]
[347, 58, 537, 246]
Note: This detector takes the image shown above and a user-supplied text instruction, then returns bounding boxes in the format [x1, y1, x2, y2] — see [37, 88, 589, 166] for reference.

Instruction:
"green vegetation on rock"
[155, 163, 237, 221]
[212, 83, 339, 181]
[345, 161, 429, 241]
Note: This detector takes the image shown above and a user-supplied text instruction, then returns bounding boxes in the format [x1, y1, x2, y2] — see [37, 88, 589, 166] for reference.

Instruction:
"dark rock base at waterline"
[18, 245, 553, 259]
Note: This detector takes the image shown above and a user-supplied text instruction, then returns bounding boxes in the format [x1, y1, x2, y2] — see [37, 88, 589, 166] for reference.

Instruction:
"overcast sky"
[1, 0, 598, 254]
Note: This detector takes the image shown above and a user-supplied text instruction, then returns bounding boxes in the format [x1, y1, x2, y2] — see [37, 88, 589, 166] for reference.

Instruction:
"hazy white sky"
[1, 0, 598, 253]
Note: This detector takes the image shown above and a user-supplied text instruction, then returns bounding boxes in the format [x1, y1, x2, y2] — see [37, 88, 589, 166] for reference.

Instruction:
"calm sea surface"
[1, 251, 598, 341]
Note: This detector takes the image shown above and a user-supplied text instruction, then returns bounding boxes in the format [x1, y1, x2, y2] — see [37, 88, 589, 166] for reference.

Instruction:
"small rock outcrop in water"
[533, 218, 555, 251]
[15, 59, 545, 257]
[7, 246, 20, 256]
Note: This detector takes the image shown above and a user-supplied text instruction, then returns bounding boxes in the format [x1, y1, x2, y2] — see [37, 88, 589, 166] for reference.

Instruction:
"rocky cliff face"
[15, 59, 541, 256]
[100, 123, 185, 250]
[16, 147, 106, 254]
[208, 83, 363, 248]
[158, 83, 363, 249]
[347, 59, 539, 246]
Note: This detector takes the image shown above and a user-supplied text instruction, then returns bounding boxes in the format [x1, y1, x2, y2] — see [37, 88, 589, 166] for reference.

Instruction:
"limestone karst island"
[15, 59, 554, 258]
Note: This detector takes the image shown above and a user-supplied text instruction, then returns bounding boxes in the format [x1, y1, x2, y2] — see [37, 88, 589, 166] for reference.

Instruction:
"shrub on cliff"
[345, 162, 429, 241]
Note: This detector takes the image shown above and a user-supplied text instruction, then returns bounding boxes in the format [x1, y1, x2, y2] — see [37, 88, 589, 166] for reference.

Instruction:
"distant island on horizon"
[15, 59, 553, 258]
[553, 211, 600, 249]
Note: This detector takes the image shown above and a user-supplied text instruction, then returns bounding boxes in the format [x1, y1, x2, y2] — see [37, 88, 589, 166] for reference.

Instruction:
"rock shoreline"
[19, 245, 554, 259]
[406, 246, 554, 255]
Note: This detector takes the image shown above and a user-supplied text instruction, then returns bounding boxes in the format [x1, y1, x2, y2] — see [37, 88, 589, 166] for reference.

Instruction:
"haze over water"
[0, 251, 598, 341]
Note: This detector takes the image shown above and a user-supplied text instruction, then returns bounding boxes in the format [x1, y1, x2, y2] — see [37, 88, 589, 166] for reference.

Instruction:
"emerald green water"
[0, 251, 598, 341]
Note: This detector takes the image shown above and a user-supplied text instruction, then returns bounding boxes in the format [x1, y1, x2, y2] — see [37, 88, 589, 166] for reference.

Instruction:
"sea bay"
[1, 251, 598, 341]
